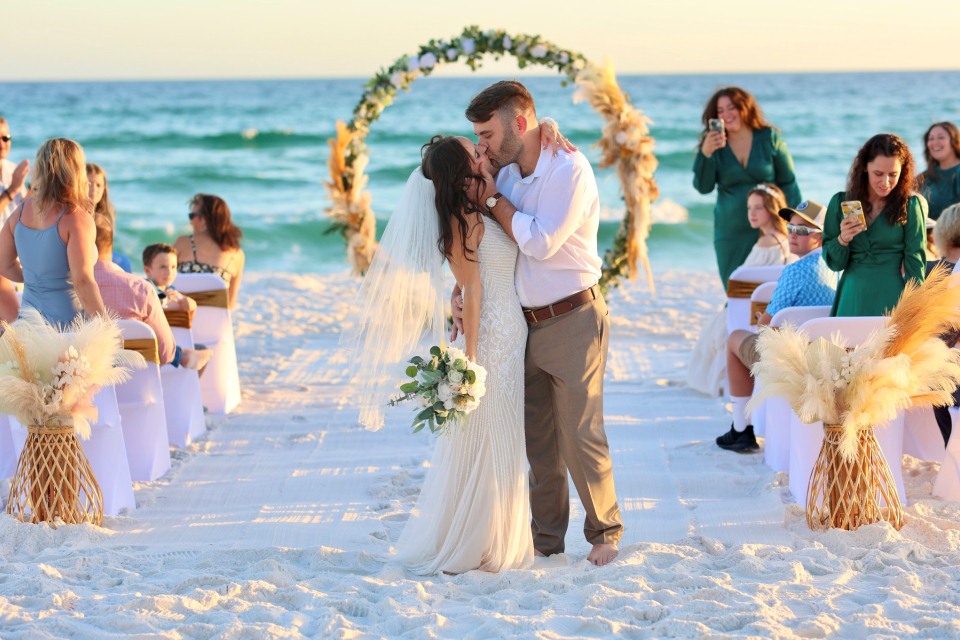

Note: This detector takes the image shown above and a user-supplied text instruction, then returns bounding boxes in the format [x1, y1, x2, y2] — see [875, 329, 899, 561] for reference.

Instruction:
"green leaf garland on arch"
[326, 25, 659, 293]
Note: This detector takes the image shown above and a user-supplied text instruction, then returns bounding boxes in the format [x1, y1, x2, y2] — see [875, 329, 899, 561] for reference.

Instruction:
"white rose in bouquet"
[437, 382, 454, 402]
[448, 369, 464, 385]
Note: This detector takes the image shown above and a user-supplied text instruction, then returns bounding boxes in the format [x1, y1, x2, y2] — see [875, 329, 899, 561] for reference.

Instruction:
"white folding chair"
[0, 414, 16, 479]
[117, 320, 172, 481]
[760, 305, 833, 472]
[788, 316, 906, 506]
[172, 273, 241, 414]
[160, 311, 207, 447]
[9, 387, 136, 516]
[725, 265, 785, 335]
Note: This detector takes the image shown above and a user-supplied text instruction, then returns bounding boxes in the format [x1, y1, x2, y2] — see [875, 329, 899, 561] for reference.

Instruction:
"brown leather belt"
[523, 286, 598, 324]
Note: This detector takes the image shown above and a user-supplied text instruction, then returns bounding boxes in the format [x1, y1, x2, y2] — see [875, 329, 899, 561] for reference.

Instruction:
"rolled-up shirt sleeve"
[510, 160, 592, 261]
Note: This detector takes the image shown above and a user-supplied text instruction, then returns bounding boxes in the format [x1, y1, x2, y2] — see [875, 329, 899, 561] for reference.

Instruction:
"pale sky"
[3, 0, 957, 81]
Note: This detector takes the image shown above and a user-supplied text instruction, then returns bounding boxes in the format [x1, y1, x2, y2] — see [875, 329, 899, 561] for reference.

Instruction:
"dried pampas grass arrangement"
[749, 264, 960, 530]
[1, 310, 145, 526]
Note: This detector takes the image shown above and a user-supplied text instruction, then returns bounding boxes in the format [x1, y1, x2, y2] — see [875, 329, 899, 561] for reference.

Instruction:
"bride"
[346, 134, 537, 574]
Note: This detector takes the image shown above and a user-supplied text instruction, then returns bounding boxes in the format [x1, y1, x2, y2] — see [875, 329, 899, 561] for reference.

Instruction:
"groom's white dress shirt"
[497, 147, 602, 309]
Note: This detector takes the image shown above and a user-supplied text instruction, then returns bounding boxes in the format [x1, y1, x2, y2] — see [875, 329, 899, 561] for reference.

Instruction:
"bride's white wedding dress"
[394, 221, 534, 574]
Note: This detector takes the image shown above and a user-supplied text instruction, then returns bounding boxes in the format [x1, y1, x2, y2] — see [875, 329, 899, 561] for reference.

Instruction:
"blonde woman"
[0, 138, 106, 326]
[687, 183, 796, 397]
[87, 162, 133, 272]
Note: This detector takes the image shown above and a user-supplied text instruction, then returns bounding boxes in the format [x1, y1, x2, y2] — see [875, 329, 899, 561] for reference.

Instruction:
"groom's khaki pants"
[524, 294, 623, 555]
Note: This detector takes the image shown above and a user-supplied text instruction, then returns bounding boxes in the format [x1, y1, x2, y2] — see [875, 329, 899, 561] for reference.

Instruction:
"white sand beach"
[4, 270, 960, 638]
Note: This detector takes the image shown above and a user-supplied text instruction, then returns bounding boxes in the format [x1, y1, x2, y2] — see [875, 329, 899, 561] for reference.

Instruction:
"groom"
[456, 80, 623, 566]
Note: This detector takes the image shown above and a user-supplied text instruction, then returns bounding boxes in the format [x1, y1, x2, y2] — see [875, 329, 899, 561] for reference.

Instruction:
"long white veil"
[341, 168, 446, 430]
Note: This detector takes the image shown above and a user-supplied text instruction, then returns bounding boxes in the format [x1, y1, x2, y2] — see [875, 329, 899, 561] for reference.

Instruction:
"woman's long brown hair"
[846, 133, 916, 226]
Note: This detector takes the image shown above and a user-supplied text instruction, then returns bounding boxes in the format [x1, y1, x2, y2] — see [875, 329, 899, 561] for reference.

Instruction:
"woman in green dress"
[823, 133, 926, 317]
[918, 121, 960, 220]
[693, 87, 802, 288]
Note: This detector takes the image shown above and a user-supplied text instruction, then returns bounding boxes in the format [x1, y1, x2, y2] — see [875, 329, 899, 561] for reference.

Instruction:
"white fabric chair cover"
[9, 387, 136, 516]
[116, 320, 172, 481]
[0, 414, 16, 479]
[761, 305, 833, 472]
[903, 407, 946, 463]
[934, 411, 960, 500]
[172, 273, 241, 414]
[788, 316, 906, 506]
[747, 282, 778, 437]
[161, 325, 207, 447]
[726, 265, 784, 335]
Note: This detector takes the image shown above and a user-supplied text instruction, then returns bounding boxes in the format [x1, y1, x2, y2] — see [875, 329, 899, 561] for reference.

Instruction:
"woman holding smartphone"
[918, 121, 960, 220]
[693, 86, 802, 288]
[823, 133, 926, 317]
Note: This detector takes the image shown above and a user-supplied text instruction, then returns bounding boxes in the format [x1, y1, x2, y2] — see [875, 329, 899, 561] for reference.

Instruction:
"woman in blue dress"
[0, 138, 106, 326]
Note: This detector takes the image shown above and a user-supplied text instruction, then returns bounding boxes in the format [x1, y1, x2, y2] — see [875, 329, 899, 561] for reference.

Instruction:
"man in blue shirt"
[717, 200, 838, 452]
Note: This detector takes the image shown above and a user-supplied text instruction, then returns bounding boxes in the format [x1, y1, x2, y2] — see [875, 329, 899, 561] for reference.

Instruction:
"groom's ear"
[515, 115, 529, 136]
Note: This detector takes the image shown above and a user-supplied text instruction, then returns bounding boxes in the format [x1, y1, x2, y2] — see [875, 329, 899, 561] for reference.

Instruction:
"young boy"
[143, 243, 196, 313]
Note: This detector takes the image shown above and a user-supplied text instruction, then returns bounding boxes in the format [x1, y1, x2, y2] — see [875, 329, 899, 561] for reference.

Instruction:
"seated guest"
[933, 204, 960, 269]
[87, 163, 133, 273]
[926, 218, 939, 263]
[93, 215, 210, 370]
[174, 194, 245, 309]
[931, 203, 960, 444]
[716, 201, 839, 452]
[143, 243, 197, 313]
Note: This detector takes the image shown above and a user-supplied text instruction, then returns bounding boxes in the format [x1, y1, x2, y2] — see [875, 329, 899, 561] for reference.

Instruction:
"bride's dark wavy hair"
[421, 135, 482, 260]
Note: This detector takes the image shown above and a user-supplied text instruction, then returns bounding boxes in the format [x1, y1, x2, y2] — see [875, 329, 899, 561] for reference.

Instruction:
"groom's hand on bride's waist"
[450, 284, 464, 341]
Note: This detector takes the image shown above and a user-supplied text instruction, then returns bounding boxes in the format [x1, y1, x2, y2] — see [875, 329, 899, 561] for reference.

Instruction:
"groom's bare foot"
[587, 543, 618, 566]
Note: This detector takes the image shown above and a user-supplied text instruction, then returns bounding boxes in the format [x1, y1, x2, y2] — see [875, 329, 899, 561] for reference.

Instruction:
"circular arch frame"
[325, 25, 659, 293]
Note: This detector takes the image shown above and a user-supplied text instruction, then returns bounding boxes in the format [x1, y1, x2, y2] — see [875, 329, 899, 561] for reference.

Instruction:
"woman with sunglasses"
[687, 183, 795, 396]
[693, 87, 802, 289]
[173, 194, 245, 308]
[823, 133, 926, 317]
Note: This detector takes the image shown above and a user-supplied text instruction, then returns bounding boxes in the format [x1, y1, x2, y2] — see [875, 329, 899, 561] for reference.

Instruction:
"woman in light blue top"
[0, 138, 106, 327]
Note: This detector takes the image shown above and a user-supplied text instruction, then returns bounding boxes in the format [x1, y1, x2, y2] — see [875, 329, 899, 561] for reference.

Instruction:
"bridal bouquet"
[390, 345, 487, 434]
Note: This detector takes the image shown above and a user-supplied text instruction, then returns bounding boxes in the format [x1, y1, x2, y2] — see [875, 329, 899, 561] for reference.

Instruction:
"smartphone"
[708, 118, 724, 134]
[841, 200, 866, 226]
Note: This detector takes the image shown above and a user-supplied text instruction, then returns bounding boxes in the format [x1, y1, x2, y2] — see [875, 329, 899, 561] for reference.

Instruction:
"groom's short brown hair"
[465, 81, 536, 123]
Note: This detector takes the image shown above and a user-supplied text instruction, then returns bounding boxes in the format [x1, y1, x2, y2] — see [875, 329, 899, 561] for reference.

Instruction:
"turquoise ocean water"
[1, 72, 958, 276]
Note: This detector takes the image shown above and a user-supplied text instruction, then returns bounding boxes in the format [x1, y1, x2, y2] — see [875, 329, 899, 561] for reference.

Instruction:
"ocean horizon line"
[2, 67, 959, 85]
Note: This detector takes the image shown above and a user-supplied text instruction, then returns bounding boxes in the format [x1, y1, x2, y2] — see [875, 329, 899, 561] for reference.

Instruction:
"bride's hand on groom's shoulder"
[539, 118, 577, 157]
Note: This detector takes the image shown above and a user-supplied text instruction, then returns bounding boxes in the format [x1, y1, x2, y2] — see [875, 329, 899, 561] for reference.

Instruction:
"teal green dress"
[919, 164, 960, 220]
[823, 192, 926, 317]
[693, 127, 802, 288]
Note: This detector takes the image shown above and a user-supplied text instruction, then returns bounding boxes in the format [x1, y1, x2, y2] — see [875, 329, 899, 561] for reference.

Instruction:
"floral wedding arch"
[326, 26, 659, 292]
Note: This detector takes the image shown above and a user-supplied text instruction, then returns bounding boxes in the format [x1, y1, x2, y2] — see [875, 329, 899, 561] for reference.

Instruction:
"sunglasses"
[786, 224, 821, 237]
[188, 212, 200, 220]
[0, 136, 11, 143]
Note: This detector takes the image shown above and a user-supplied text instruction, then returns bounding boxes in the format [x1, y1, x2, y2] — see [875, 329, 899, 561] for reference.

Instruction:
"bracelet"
[838, 235, 849, 246]
[539, 116, 558, 129]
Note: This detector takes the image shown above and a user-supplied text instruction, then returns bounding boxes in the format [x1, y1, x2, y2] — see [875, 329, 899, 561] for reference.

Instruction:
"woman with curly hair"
[918, 121, 960, 221]
[174, 193, 245, 308]
[823, 133, 926, 316]
[693, 86, 802, 288]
